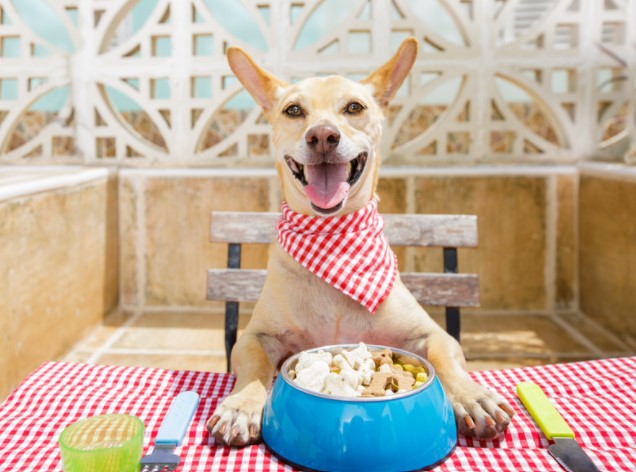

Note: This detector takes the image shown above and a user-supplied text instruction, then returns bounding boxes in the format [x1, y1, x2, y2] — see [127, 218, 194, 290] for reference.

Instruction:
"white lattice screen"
[0, 0, 634, 166]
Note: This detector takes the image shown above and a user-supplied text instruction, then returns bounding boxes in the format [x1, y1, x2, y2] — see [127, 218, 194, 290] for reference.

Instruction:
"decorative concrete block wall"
[0, 0, 633, 166]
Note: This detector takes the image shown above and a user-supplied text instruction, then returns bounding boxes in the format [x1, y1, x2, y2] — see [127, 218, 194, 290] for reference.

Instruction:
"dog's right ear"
[226, 47, 288, 115]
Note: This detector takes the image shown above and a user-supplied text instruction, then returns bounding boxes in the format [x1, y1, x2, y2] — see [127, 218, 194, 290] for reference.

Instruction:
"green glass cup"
[58, 414, 144, 472]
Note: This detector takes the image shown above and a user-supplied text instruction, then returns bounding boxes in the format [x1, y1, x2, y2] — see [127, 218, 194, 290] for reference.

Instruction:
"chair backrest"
[207, 211, 479, 371]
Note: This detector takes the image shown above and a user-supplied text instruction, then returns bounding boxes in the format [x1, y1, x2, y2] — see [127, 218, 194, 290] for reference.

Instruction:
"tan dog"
[207, 37, 514, 446]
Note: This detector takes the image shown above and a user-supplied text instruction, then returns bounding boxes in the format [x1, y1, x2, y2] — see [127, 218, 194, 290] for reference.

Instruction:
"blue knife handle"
[154, 391, 200, 446]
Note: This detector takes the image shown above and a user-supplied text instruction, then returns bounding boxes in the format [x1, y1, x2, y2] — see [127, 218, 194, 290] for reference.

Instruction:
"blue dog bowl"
[262, 345, 457, 472]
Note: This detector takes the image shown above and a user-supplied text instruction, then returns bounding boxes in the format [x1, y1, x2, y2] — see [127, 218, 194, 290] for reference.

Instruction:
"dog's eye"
[345, 102, 365, 114]
[284, 104, 303, 117]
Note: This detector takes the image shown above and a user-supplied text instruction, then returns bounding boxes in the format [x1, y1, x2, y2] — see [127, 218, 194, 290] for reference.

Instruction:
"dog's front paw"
[449, 379, 515, 439]
[206, 393, 264, 447]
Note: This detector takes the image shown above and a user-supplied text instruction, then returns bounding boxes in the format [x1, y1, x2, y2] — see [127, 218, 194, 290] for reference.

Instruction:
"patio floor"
[60, 309, 635, 372]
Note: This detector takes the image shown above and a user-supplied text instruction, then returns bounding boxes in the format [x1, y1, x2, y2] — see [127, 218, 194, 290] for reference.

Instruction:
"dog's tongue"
[304, 163, 350, 209]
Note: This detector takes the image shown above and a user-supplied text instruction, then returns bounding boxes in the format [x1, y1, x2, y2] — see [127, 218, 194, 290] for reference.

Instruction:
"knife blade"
[516, 381, 601, 472]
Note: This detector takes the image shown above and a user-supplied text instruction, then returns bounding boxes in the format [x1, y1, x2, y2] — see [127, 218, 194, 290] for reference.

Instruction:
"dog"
[207, 37, 514, 447]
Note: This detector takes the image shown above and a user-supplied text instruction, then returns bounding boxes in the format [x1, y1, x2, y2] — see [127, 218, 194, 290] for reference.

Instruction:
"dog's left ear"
[361, 37, 418, 108]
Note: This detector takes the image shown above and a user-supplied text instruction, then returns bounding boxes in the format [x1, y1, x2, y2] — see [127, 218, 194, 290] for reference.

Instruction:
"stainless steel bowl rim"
[279, 344, 437, 402]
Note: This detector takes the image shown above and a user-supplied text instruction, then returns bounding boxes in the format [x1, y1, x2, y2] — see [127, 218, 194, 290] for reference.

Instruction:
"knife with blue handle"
[141, 391, 200, 471]
[516, 382, 600, 472]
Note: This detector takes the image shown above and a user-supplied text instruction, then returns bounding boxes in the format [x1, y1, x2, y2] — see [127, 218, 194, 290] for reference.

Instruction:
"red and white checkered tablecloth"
[0, 357, 634, 471]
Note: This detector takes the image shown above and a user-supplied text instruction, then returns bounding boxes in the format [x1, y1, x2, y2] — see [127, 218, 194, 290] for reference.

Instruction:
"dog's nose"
[305, 124, 340, 154]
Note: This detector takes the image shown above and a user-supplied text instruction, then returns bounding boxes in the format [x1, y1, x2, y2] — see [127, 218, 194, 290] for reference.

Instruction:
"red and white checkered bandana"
[276, 199, 397, 313]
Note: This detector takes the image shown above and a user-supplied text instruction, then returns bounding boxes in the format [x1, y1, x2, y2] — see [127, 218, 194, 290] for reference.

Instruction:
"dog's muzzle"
[284, 152, 368, 214]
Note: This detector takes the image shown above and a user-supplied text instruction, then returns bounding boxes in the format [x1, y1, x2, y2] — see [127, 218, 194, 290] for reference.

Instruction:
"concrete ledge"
[0, 166, 110, 201]
[119, 165, 578, 178]
[578, 162, 636, 182]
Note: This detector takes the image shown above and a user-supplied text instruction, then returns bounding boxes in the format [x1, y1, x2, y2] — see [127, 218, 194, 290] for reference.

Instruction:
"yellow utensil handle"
[516, 381, 575, 440]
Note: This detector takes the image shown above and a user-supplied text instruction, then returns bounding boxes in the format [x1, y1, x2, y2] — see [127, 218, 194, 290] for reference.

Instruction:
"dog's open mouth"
[284, 153, 367, 214]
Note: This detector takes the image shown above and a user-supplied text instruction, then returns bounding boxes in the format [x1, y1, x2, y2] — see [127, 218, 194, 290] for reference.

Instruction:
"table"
[0, 357, 634, 471]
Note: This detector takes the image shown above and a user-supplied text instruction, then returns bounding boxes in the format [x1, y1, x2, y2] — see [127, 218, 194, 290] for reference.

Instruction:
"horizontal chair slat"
[211, 212, 278, 245]
[384, 214, 478, 247]
[207, 269, 479, 307]
[399, 273, 480, 307]
[210, 212, 478, 247]
[207, 269, 267, 302]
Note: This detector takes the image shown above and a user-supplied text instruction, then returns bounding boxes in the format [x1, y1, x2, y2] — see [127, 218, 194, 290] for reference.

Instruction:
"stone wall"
[579, 163, 636, 347]
[2, 162, 634, 399]
[119, 170, 274, 311]
[0, 168, 119, 398]
[119, 167, 578, 316]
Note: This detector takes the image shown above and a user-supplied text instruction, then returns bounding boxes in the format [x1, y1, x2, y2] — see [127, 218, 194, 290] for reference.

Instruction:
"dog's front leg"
[409, 331, 515, 439]
[206, 332, 276, 446]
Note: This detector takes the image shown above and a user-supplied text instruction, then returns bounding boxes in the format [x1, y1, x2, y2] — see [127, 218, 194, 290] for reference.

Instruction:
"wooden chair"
[207, 211, 479, 372]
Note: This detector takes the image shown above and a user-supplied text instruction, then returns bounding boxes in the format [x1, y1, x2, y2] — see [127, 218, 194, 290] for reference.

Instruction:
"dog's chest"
[288, 293, 407, 349]
[297, 292, 373, 345]
[271, 245, 381, 345]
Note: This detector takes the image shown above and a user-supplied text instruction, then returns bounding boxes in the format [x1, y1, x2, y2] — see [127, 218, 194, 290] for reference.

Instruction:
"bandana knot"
[276, 200, 397, 313]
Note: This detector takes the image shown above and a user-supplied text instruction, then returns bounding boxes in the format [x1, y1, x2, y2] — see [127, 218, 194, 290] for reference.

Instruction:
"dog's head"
[227, 38, 418, 216]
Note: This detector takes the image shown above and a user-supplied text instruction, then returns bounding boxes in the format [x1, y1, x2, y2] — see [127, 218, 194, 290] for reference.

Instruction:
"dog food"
[288, 343, 428, 397]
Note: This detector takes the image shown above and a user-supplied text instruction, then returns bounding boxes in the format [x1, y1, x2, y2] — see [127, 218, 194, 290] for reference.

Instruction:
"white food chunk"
[296, 350, 332, 372]
[332, 354, 353, 371]
[294, 361, 330, 392]
[323, 371, 361, 397]
[341, 343, 373, 370]
[358, 358, 376, 385]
